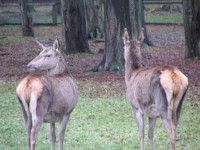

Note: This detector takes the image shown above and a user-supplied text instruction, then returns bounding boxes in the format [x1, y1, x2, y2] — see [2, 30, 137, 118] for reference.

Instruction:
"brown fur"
[16, 75, 44, 105]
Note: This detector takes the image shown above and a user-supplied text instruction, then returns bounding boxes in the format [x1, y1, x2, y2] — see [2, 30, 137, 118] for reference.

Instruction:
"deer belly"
[143, 104, 160, 118]
[44, 111, 62, 123]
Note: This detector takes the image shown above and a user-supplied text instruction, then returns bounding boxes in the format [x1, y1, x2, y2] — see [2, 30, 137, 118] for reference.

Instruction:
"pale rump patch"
[16, 75, 44, 105]
[160, 69, 174, 104]
[160, 68, 188, 106]
[174, 69, 189, 88]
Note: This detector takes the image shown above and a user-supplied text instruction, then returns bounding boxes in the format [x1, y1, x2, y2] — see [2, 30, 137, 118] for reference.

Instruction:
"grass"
[0, 81, 200, 150]
[0, 5, 182, 25]
[145, 14, 183, 24]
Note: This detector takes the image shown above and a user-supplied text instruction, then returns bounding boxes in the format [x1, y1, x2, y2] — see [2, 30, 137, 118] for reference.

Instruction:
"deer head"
[123, 28, 144, 69]
[27, 39, 63, 74]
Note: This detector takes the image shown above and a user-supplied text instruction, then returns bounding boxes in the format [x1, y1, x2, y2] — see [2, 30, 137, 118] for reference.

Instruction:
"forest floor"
[0, 25, 199, 100]
[0, 25, 200, 150]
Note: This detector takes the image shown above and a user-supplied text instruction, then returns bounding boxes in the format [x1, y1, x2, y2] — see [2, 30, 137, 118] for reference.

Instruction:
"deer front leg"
[59, 114, 70, 150]
[148, 117, 156, 150]
[134, 110, 144, 150]
[50, 123, 56, 150]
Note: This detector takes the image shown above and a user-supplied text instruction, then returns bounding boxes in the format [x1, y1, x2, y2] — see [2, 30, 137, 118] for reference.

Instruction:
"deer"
[16, 39, 78, 150]
[122, 28, 188, 150]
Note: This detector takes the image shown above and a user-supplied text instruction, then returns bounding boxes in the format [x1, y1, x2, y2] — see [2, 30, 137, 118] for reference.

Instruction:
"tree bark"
[86, 0, 104, 39]
[61, 0, 90, 54]
[95, 0, 151, 71]
[129, 0, 153, 45]
[19, 0, 34, 36]
[94, 0, 130, 71]
[183, 0, 200, 58]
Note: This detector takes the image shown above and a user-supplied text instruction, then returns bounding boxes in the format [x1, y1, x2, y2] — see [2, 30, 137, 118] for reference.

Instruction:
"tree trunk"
[129, 0, 153, 45]
[27, 0, 35, 12]
[95, 0, 150, 71]
[86, 0, 104, 39]
[183, 0, 200, 58]
[19, 0, 34, 36]
[61, 0, 90, 54]
[94, 0, 131, 71]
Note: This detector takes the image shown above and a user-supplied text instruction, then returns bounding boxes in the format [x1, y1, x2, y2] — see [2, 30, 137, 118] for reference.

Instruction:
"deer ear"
[138, 28, 144, 44]
[36, 40, 46, 50]
[53, 38, 60, 52]
[122, 28, 130, 45]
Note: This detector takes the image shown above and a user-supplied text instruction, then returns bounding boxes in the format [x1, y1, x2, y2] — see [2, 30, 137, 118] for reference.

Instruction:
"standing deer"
[122, 28, 188, 150]
[16, 39, 78, 150]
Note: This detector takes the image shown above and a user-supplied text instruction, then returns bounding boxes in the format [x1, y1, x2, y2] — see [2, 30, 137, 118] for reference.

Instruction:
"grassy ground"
[0, 5, 182, 25]
[0, 81, 199, 150]
[145, 13, 183, 24]
[0, 24, 199, 150]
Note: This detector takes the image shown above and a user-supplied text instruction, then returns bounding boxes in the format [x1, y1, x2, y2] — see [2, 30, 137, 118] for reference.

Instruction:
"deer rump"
[126, 66, 188, 124]
[16, 74, 78, 124]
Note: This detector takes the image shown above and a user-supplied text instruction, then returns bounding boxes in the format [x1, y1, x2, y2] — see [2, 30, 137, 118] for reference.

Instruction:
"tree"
[95, 0, 150, 71]
[19, 0, 34, 36]
[61, 0, 90, 54]
[86, 0, 104, 39]
[183, 0, 200, 59]
[129, 0, 152, 45]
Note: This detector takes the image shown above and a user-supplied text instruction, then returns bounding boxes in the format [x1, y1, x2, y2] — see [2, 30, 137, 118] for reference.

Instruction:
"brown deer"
[16, 39, 78, 150]
[122, 28, 188, 150]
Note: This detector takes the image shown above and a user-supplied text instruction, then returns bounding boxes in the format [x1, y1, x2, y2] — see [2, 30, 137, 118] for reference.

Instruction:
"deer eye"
[45, 54, 51, 58]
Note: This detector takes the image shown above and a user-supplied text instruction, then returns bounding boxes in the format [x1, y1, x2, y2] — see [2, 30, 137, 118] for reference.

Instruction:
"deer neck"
[124, 50, 142, 86]
[47, 55, 66, 76]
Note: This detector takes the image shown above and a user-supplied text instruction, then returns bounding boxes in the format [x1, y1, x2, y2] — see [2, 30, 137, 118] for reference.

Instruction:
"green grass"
[145, 14, 183, 24]
[0, 82, 200, 150]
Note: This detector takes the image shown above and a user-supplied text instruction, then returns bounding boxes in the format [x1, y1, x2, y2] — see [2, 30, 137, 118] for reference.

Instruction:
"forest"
[0, 0, 199, 150]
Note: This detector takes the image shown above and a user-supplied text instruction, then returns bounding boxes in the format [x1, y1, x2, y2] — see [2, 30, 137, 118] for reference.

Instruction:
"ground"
[0, 25, 200, 150]
[0, 25, 199, 100]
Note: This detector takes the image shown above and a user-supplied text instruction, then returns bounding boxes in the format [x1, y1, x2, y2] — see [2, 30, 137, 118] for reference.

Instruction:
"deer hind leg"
[133, 109, 144, 150]
[26, 114, 32, 150]
[161, 113, 176, 150]
[148, 117, 156, 150]
[17, 97, 32, 150]
[50, 123, 56, 150]
[30, 117, 43, 150]
[59, 114, 70, 150]
[29, 93, 48, 150]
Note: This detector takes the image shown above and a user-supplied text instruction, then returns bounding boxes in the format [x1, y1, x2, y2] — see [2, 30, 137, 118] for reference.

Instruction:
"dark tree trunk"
[94, 0, 131, 71]
[86, 0, 104, 39]
[95, 0, 150, 71]
[183, 0, 200, 59]
[27, 0, 35, 12]
[19, 0, 34, 36]
[129, 0, 153, 45]
[61, 0, 90, 54]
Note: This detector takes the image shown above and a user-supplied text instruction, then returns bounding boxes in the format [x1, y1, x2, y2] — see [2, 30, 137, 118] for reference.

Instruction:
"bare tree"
[94, 0, 151, 71]
[94, 0, 130, 71]
[86, 0, 104, 39]
[183, 0, 200, 58]
[19, 0, 34, 36]
[61, 0, 90, 54]
[129, 0, 152, 45]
